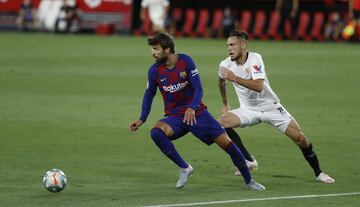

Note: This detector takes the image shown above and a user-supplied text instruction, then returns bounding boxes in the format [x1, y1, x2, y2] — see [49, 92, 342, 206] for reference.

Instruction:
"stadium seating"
[171, 8, 182, 31]
[134, 11, 151, 36]
[210, 9, 223, 38]
[253, 10, 267, 39]
[131, 6, 339, 43]
[296, 11, 310, 40]
[267, 11, 281, 40]
[309, 11, 325, 41]
[177, 8, 196, 36]
[239, 10, 252, 36]
[193, 9, 210, 37]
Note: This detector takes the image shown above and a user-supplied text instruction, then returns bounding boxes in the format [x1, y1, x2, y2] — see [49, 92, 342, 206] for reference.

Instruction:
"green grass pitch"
[0, 32, 359, 207]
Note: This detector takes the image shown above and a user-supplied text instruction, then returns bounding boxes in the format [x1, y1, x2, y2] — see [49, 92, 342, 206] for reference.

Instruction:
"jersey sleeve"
[139, 66, 157, 122]
[185, 55, 203, 110]
[251, 54, 266, 80]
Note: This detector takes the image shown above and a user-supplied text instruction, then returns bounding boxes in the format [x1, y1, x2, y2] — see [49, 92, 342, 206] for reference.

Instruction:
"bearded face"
[151, 45, 169, 64]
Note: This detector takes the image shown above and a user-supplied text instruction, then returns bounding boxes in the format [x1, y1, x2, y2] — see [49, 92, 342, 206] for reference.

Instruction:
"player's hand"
[221, 104, 230, 114]
[129, 119, 144, 131]
[220, 67, 237, 82]
[183, 108, 197, 126]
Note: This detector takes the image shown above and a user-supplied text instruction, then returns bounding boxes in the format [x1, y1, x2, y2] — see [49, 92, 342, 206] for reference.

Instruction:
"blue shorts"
[159, 110, 225, 145]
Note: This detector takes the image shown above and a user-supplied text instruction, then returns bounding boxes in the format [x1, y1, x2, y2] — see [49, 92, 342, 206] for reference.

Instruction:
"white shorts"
[229, 103, 293, 133]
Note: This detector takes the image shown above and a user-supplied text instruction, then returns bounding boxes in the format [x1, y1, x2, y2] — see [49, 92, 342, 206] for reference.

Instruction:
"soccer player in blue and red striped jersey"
[129, 33, 265, 190]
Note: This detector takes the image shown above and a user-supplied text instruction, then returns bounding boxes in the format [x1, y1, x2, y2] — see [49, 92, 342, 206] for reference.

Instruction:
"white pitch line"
[142, 192, 360, 207]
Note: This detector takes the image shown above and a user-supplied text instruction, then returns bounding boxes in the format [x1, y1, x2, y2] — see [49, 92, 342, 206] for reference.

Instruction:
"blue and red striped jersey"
[140, 54, 206, 121]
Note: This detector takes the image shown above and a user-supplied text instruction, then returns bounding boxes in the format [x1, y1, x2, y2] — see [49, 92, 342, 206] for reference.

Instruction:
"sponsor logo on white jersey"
[162, 81, 189, 93]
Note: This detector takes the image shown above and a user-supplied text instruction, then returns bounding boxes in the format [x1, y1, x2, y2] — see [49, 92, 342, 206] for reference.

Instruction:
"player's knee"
[150, 128, 172, 154]
[150, 128, 165, 139]
[218, 116, 231, 128]
[293, 132, 308, 148]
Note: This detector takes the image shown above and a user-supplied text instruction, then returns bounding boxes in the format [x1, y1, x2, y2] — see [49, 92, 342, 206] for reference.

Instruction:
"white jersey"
[141, 0, 169, 28]
[219, 52, 280, 111]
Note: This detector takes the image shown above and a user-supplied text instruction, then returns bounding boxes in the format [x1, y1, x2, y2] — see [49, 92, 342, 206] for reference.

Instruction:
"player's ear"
[164, 47, 170, 54]
[240, 41, 247, 49]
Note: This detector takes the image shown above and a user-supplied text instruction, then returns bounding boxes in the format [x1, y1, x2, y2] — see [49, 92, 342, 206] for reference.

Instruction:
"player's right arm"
[218, 77, 230, 114]
[130, 67, 157, 131]
[218, 62, 230, 114]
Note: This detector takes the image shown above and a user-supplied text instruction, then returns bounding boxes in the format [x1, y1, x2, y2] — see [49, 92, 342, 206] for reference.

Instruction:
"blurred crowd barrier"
[0, 0, 132, 33]
[0, 0, 359, 42]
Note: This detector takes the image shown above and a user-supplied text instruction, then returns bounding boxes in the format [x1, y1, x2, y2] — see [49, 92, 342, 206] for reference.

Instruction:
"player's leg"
[266, 104, 334, 183]
[285, 119, 334, 183]
[213, 133, 265, 190]
[218, 110, 254, 161]
[190, 110, 265, 190]
[213, 133, 250, 183]
[150, 121, 188, 169]
[151, 118, 193, 188]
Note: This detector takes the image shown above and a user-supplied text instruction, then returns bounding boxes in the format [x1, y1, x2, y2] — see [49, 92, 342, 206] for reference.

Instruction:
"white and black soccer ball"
[43, 169, 67, 193]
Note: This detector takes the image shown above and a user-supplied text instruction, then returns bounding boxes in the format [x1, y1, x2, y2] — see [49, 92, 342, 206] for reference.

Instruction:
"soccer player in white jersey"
[217, 30, 335, 184]
[140, 0, 169, 33]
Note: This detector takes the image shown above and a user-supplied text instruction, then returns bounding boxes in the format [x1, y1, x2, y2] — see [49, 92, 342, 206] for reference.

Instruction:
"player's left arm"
[184, 56, 203, 125]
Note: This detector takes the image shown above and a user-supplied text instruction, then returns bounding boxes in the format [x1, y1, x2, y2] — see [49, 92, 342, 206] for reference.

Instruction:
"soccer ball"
[43, 169, 67, 193]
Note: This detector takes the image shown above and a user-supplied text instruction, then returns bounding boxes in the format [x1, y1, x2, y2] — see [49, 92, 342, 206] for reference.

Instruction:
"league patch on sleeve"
[253, 65, 263, 74]
[191, 68, 199, 77]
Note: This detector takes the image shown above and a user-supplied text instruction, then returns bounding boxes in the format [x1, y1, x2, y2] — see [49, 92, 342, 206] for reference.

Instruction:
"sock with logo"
[225, 142, 251, 184]
[300, 143, 322, 177]
[225, 128, 253, 161]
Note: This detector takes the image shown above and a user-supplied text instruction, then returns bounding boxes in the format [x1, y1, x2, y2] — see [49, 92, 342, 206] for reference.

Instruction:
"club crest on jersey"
[253, 65, 263, 73]
[179, 71, 187, 79]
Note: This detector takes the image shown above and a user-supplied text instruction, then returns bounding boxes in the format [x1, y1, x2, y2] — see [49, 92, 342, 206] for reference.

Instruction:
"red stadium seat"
[296, 11, 310, 40]
[309, 11, 325, 41]
[171, 8, 182, 36]
[253, 10, 267, 39]
[177, 8, 196, 36]
[211, 9, 223, 31]
[172, 8, 182, 22]
[209, 9, 224, 38]
[267, 11, 281, 40]
[284, 20, 292, 39]
[134, 11, 151, 36]
[239, 10, 252, 35]
[194, 9, 210, 37]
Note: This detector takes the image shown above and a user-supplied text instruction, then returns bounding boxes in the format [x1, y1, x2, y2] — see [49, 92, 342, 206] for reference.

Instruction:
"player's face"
[151, 45, 168, 64]
[227, 37, 246, 61]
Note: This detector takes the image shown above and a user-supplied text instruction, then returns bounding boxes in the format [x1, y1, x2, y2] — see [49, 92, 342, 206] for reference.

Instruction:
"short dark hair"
[147, 33, 175, 53]
[228, 30, 249, 40]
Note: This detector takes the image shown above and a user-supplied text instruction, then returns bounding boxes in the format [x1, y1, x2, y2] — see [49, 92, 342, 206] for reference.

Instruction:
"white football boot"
[316, 172, 335, 184]
[176, 165, 193, 188]
[246, 179, 266, 191]
[235, 156, 258, 176]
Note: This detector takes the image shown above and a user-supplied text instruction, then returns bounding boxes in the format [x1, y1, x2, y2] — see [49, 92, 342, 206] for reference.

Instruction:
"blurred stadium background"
[0, 0, 360, 207]
[0, 0, 359, 41]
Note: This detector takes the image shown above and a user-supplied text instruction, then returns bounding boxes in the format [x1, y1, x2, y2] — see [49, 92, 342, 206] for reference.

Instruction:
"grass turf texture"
[0, 33, 359, 207]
